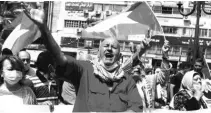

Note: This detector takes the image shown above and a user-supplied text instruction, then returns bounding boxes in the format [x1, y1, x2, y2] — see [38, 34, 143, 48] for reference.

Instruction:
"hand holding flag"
[144, 28, 153, 46]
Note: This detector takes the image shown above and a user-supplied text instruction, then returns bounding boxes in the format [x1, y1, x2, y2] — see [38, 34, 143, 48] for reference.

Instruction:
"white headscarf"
[170, 70, 198, 108]
[180, 70, 198, 91]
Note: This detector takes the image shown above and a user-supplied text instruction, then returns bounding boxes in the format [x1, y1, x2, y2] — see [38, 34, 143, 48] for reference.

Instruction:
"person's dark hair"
[183, 62, 192, 69]
[2, 48, 13, 56]
[195, 58, 204, 66]
[0, 55, 25, 85]
[178, 62, 192, 70]
[20, 48, 27, 51]
[178, 63, 184, 70]
[36, 51, 55, 73]
[170, 68, 177, 75]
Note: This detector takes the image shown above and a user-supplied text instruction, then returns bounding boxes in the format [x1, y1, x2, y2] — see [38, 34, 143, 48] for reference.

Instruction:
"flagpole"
[177, 1, 211, 64]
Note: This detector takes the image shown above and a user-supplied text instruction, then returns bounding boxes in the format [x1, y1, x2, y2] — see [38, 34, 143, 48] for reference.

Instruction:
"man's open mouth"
[105, 53, 114, 58]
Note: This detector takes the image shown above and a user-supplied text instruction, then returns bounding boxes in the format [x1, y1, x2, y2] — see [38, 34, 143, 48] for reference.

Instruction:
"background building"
[1, 1, 211, 68]
[46, 1, 211, 68]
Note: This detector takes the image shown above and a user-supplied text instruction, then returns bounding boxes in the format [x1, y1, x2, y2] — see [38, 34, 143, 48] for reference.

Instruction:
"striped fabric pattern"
[26, 75, 59, 105]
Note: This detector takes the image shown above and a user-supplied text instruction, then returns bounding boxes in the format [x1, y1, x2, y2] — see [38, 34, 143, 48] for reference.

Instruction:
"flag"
[81, 2, 163, 40]
[2, 12, 41, 55]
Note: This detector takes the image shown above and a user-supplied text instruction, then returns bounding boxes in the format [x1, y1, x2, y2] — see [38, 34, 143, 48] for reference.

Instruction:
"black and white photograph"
[0, 1, 211, 113]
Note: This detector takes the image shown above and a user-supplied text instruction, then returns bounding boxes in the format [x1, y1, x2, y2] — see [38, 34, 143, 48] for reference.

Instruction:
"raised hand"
[143, 28, 153, 46]
[22, 3, 45, 27]
[162, 40, 170, 53]
[202, 79, 211, 93]
[162, 40, 170, 59]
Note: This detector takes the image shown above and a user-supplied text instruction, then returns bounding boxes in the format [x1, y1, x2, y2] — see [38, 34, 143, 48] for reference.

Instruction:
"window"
[185, 28, 194, 37]
[93, 40, 100, 48]
[61, 37, 78, 48]
[200, 29, 207, 37]
[80, 21, 87, 28]
[64, 20, 87, 28]
[172, 7, 180, 14]
[172, 46, 181, 56]
[73, 21, 79, 28]
[183, 28, 186, 35]
[65, 2, 72, 11]
[124, 42, 131, 52]
[156, 45, 162, 54]
[201, 10, 211, 17]
[94, 4, 103, 11]
[162, 7, 172, 14]
[209, 29, 211, 37]
[78, 39, 85, 47]
[153, 6, 162, 13]
[163, 26, 177, 34]
[181, 46, 188, 56]
[118, 41, 124, 51]
[103, 4, 113, 11]
[190, 28, 195, 37]
[206, 48, 211, 59]
[85, 40, 93, 48]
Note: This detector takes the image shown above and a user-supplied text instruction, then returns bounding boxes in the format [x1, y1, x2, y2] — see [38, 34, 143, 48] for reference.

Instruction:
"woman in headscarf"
[169, 71, 207, 111]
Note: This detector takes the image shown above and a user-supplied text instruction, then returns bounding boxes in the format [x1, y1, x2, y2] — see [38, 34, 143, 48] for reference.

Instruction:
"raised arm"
[24, 9, 85, 89]
[133, 29, 152, 65]
[121, 29, 152, 72]
[150, 40, 172, 87]
[39, 24, 67, 66]
[161, 40, 171, 70]
[24, 8, 67, 66]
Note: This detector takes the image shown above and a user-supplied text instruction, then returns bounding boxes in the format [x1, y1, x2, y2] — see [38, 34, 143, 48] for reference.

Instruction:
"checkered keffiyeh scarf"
[91, 60, 125, 83]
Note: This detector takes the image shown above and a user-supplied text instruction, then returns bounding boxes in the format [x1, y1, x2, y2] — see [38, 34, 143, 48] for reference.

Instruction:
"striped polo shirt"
[26, 75, 59, 105]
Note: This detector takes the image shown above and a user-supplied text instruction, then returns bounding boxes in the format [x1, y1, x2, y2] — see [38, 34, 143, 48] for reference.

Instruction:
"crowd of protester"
[1, 7, 211, 113]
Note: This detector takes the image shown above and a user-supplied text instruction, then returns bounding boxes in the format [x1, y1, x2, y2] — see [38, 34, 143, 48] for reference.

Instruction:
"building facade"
[47, 1, 211, 68]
